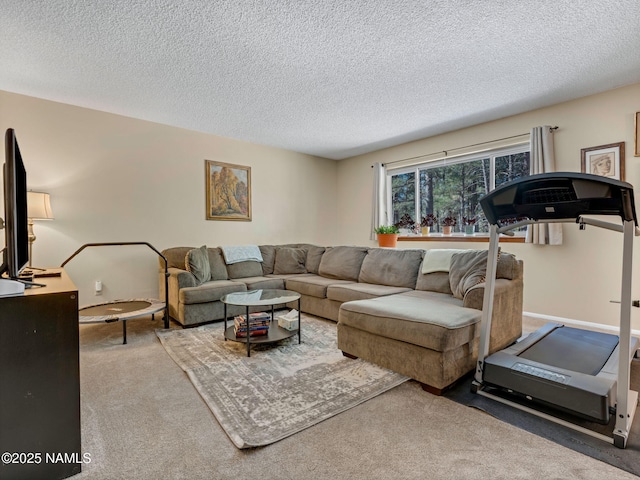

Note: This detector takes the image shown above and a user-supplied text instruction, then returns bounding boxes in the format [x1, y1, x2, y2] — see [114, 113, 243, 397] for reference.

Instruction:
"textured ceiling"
[2, 1, 640, 160]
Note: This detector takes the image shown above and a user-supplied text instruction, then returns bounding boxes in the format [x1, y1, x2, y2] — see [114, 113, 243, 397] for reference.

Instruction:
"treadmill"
[471, 172, 640, 448]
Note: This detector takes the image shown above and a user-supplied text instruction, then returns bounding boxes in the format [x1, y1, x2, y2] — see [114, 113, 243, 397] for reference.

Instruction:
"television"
[1, 128, 29, 280]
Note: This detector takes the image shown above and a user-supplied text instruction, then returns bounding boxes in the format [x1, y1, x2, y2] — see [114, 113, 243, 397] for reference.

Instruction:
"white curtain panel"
[370, 162, 388, 240]
[526, 126, 563, 245]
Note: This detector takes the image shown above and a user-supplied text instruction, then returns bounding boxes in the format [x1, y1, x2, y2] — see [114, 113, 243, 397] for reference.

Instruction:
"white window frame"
[386, 144, 530, 236]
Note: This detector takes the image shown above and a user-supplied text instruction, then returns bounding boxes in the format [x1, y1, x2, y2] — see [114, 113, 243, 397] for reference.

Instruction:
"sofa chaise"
[159, 244, 523, 392]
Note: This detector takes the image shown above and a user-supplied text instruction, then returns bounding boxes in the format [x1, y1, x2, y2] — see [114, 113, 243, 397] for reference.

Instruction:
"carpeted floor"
[156, 315, 408, 448]
[74, 314, 640, 479]
[445, 363, 640, 477]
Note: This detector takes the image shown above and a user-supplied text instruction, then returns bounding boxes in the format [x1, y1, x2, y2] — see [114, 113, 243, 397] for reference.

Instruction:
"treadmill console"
[480, 172, 637, 226]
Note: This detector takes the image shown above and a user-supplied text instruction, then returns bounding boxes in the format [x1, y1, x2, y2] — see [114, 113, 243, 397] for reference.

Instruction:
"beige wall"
[0, 91, 338, 305]
[3, 84, 640, 329]
[336, 83, 640, 330]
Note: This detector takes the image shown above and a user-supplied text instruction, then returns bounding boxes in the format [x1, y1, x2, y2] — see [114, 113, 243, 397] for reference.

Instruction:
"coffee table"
[221, 289, 301, 357]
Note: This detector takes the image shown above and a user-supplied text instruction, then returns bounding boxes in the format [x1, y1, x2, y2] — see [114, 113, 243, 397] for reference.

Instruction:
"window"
[388, 145, 530, 235]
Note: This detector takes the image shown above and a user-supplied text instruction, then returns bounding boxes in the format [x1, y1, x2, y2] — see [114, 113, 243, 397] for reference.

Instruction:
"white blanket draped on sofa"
[221, 245, 263, 264]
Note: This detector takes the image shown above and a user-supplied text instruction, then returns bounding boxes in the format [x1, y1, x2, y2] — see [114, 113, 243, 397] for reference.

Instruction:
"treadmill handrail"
[495, 216, 640, 236]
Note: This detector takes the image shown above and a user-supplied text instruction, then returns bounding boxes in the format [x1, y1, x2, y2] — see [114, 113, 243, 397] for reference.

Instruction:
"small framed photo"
[205, 160, 252, 221]
[635, 112, 640, 157]
[580, 142, 625, 181]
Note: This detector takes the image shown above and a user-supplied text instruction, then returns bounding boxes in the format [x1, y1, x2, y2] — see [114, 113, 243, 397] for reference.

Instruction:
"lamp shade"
[27, 191, 54, 220]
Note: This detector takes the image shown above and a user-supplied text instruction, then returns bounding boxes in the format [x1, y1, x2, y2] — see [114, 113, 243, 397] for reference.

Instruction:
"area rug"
[156, 315, 408, 449]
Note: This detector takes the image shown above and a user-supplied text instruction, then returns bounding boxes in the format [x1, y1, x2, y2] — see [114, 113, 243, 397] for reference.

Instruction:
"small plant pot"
[377, 233, 399, 248]
[442, 226, 453, 235]
[421, 226, 431, 235]
[465, 226, 475, 235]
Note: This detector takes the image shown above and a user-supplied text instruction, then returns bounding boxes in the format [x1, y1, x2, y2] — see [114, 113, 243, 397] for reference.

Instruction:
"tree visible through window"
[389, 147, 530, 234]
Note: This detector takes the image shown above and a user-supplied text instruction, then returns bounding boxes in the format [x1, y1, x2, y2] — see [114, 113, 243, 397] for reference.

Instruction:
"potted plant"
[420, 214, 437, 235]
[374, 225, 400, 247]
[462, 216, 476, 235]
[394, 214, 415, 235]
[442, 216, 457, 235]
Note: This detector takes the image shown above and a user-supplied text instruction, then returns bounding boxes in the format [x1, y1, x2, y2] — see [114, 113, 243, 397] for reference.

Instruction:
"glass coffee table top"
[221, 289, 300, 306]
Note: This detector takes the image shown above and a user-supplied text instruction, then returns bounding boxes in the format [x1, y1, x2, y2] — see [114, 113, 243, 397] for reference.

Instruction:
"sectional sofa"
[160, 244, 523, 393]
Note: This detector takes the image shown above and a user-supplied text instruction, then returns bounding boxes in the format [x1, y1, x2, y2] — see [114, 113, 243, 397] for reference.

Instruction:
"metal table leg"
[224, 302, 227, 341]
[298, 297, 301, 344]
[246, 306, 251, 357]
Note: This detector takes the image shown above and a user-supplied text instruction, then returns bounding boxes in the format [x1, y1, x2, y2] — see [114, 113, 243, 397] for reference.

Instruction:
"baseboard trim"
[523, 311, 640, 337]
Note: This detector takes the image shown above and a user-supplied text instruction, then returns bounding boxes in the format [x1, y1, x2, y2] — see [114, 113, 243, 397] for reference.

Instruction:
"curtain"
[526, 126, 563, 245]
[370, 162, 388, 240]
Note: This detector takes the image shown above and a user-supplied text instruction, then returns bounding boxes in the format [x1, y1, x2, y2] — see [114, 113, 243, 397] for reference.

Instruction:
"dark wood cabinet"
[0, 270, 81, 480]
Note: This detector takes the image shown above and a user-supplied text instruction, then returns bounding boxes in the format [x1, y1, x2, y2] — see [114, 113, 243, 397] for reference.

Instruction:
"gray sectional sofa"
[160, 244, 523, 393]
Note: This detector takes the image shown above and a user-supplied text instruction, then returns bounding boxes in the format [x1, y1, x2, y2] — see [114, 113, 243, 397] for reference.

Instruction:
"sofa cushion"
[358, 248, 423, 288]
[318, 246, 369, 281]
[397, 289, 463, 306]
[185, 246, 210, 285]
[266, 273, 315, 281]
[305, 245, 326, 274]
[179, 280, 246, 304]
[162, 246, 194, 269]
[285, 274, 354, 298]
[233, 276, 286, 290]
[415, 271, 453, 294]
[273, 247, 308, 275]
[449, 250, 489, 300]
[226, 260, 264, 279]
[259, 245, 277, 275]
[496, 251, 518, 280]
[327, 283, 412, 303]
[207, 247, 229, 281]
[339, 294, 481, 352]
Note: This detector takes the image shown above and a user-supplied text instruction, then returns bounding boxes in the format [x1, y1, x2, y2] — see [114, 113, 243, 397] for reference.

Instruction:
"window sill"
[398, 234, 525, 243]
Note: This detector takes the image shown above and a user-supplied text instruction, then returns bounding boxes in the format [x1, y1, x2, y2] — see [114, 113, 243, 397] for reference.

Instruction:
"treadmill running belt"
[519, 327, 619, 376]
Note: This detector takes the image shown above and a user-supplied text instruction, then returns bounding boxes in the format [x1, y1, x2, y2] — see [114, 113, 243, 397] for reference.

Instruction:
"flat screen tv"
[1, 128, 29, 279]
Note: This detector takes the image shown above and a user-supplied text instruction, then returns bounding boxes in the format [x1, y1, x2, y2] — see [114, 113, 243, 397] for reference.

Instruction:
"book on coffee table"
[234, 312, 271, 337]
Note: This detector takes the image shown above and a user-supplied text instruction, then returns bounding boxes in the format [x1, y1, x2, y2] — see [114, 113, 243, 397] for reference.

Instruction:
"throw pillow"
[318, 246, 369, 281]
[259, 245, 277, 275]
[305, 245, 326, 274]
[496, 251, 517, 280]
[273, 247, 307, 275]
[206, 247, 229, 281]
[359, 248, 424, 288]
[449, 249, 492, 300]
[185, 245, 211, 285]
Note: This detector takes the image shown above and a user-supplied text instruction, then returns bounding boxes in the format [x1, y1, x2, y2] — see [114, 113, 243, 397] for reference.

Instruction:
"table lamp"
[27, 191, 54, 267]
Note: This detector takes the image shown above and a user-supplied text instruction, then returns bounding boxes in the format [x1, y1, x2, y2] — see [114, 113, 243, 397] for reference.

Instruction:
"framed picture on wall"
[205, 160, 252, 221]
[580, 142, 625, 181]
[635, 112, 640, 157]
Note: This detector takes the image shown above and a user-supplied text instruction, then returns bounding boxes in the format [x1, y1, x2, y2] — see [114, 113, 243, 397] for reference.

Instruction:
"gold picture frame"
[635, 112, 640, 157]
[580, 142, 625, 181]
[205, 160, 251, 221]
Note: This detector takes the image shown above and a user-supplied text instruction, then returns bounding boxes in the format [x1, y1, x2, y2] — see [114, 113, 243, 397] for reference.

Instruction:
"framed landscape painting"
[205, 160, 251, 221]
[580, 142, 625, 181]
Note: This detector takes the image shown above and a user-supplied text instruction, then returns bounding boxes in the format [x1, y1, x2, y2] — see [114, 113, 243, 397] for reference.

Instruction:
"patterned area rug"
[156, 315, 408, 449]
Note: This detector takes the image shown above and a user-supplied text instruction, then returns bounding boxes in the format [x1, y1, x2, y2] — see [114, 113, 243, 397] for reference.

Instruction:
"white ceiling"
[2, 1, 640, 160]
